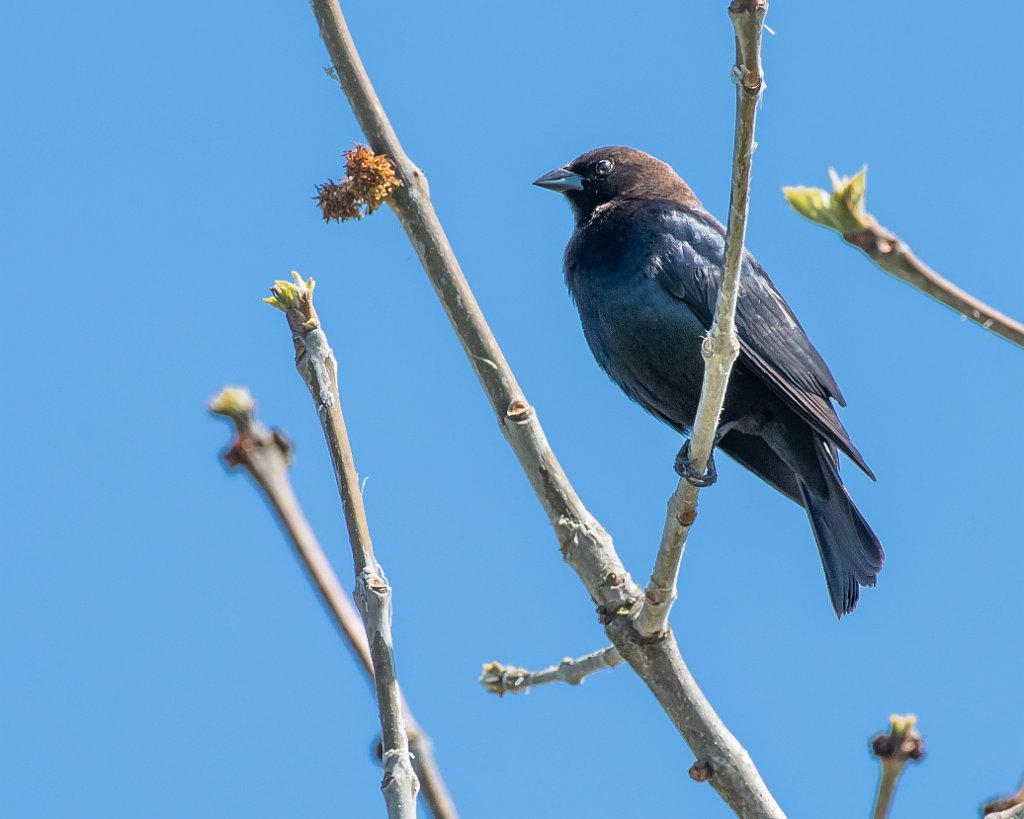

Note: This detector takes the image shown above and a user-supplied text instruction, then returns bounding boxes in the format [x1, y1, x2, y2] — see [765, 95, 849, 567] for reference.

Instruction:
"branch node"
[700, 332, 715, 359]
[690, 760, 714, 782]
[506, 398, 534, 422]
[644, 586, 674, 609]
[870, 714, 925, 819]
[209, 386, 294, 471]
[479, 661, 518, 696]
[870, 713, 925, 763]
[265, 272, 338, 408]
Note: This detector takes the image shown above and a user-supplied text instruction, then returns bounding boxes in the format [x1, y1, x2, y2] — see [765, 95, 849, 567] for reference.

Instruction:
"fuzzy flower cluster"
[316, 144, 401, 222]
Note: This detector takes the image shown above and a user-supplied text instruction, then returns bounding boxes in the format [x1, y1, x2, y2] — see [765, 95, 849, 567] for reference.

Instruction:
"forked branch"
[307, 2, 783, 815]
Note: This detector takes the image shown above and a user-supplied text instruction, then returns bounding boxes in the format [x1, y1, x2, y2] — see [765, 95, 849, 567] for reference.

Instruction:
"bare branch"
[988, 802, 1024, 819]
[480, 646, 623, 696]
[209, 386, 458, 819]
[210, 386, 373, 672]
[635, 0, 768, 638]
[869, 714, 925, 819]
[265, 274, 419, 818]
[606, 618, 782, 818]
[784, 168, 1024, 349]
[307, 0, 637, 620]
[306, 3, 784, 815]
[984, 780, 1024, 819]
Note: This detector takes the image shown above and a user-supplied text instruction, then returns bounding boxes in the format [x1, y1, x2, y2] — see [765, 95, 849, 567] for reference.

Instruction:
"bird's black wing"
[646, 202, 874, 478]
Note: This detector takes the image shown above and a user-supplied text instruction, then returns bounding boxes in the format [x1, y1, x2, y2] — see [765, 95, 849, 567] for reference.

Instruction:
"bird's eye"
[595, 159, 613, 177]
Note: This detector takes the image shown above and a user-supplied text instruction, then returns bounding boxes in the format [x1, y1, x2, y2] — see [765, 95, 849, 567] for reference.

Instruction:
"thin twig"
[210, 387, 373, 674]
[635, 0, 767, 638]
[209, 386, 458, 819]
[307, 3, 784, 816]
[869, 714, 925, 819]
[480, 646, 623, 696]
[784, 168, 1024, 349]
[265, 275, 419, 819]
[871, 763, 902, 819]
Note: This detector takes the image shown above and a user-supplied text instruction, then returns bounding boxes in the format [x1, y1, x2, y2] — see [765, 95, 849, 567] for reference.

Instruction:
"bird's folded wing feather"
[649, 203, 873, 477]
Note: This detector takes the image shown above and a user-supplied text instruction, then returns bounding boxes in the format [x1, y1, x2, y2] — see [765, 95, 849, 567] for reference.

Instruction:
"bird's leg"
[674, 441, 717, 487]
[673, 421, 738, 488]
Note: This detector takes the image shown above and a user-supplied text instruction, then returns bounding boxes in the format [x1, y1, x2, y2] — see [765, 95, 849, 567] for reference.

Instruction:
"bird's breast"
[567, 263, 708, 430]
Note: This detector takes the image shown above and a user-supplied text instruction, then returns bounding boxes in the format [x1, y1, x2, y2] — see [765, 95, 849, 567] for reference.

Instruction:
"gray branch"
[307, 2, 783, 816]
[785, 168, 1024, 349]
[480, 646, 623, 696]
[988, 803, 1024, 819]
[265, 274, 419, 819]
[306, 1, 637, 620]
[636, 0, 767, 639]
[983, 780, 1024, 819]
[210, 386, 458, 819]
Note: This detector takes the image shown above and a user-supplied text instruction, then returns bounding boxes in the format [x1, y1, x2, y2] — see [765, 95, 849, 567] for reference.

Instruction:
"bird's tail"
[798, 440, 884, 617]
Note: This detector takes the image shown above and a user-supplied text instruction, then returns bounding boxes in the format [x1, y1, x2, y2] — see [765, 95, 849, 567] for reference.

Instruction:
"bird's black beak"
[532, 166, 584, 193]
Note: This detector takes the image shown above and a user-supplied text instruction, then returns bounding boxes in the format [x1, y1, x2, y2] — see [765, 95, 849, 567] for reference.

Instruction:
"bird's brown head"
[533, 146, 700, 224]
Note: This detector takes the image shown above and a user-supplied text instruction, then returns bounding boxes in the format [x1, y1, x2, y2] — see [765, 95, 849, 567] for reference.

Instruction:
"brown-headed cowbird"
[534, 146, 883, 616]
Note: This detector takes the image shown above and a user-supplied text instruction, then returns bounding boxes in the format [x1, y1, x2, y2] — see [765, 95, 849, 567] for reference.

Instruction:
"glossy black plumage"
[534, 146, 884, 616]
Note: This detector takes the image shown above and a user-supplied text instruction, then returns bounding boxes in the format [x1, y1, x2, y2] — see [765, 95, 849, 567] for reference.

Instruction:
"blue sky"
[2, 2, 1022, 817]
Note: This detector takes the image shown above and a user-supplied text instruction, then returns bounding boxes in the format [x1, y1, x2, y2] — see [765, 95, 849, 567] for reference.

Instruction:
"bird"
[533, 146, 883, 616]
